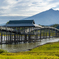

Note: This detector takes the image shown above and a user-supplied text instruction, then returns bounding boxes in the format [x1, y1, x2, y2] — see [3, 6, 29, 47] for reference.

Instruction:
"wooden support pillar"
[4, 32, 5, 41]
[52, 29, 54, 38]
[12, 33, 13, 42]
[17, 33, 18, 43]
[40, 29, 41, 39]
[21, 35, 22, 42]
[19, 35, 20, 42]
[58, 31, 59, 37]
[8, 33, 9, 42]
[46, 29, 47, 38]
[24, 27, 25, 33]
[1, 31, 2, 44]
[19, 27, 20, 42]
[33, 27, 34, 34]
[14, 33, 16, 44]
[28, 35, 31, 42]
[52, 30, 54, 37]
[10, 32, 12, 44]
[35, 34, 38, 42]
[43, 29, 45, 39]
[35, 34, 38, 39]
[15, 34, 16, 42]
[57, 32, 58, 37]
[29, 27, 30, 34]
[55, 30, 57, 37]
[24, 35, 27, 43]
[49, 29, 50, 38]
[6, 32, 7, 43]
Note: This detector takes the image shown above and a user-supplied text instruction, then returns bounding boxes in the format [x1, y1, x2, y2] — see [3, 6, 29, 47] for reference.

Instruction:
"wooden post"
[19, 27, 20, 42]
[6, 32, 7, 43]
[4, 32, 5, 41]
[35, 34, 38, 42]
[58, 31, 59, 37]
[21, 35, 22, 42]
[33, 27, 34, 34]
[17, 33, 18, 43]
[29, 27, 30, 34]
[10, 32, 12, 44]
[52, 29, 53, 37]
[43, 29, 45, 39]
[46, 29, 47, 38]
[55, 30, 57, 37]
[19, 34, 20, 42]
[49, 29, 50, 38]
[40, 29, 41, 39]
[52, 30, 54, 37]
[24, 27, 25, 33]
[1, 31, 2, 44]
[28, 35, 31, 42]
[14, 33, 16, 44]
[24, 35, 27, 43]
[8, 33, 9, 42]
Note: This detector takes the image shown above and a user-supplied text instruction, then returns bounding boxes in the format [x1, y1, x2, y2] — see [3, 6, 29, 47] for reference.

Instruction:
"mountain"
[22, 9, 59, 25]
[0, 16, 27, 26]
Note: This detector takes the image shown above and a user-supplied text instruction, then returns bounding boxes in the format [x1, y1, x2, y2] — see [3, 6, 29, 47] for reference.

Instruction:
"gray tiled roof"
[4, 24, 40, 27]
[4, 20, 41, 27]
[7, 20, 35, 24]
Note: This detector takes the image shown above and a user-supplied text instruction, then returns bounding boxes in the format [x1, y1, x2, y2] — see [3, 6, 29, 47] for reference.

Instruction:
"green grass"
[1, 42, 59, 59]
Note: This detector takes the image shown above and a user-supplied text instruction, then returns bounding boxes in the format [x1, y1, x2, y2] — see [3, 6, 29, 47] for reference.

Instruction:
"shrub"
[0, 49, 8, 54]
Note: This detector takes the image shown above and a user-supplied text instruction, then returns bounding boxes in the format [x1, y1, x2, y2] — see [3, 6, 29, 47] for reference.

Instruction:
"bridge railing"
[0, 26, 59, 34]
[20, 26, 59, 34]
[20, 28, 35, 34]
[0, 26, 15, 32]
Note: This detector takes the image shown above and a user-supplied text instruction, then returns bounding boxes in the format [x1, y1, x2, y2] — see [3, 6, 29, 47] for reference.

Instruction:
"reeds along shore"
[0, 42, 59, 59]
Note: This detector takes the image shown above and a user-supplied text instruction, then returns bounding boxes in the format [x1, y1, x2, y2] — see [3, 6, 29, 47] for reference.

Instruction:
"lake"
[0, 37, 59, 52]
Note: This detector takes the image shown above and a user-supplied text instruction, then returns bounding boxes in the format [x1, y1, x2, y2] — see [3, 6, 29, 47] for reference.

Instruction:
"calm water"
[0, 38, 59, 52]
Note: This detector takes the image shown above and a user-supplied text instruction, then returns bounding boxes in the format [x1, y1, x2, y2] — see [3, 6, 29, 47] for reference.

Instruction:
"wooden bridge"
[0, 20, 59, 44]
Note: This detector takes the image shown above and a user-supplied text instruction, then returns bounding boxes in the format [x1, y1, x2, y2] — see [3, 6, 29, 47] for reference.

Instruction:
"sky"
[0, 0, 59, 16]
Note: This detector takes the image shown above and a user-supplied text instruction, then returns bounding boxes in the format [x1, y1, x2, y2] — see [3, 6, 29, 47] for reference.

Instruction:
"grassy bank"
[0, 42, 59, 59]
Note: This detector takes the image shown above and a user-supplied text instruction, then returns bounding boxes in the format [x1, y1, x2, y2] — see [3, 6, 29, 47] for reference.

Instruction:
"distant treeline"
[39, 24, 59, 27]
[51, 24, 59, 27]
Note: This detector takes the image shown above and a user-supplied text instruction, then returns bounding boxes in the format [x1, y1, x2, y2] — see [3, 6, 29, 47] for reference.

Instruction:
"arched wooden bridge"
[0, 26, 59, 44]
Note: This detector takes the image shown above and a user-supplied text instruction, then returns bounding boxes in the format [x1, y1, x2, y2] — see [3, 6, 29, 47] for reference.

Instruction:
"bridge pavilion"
[4, 20, 42, 34]
[4, 20, 42, 43]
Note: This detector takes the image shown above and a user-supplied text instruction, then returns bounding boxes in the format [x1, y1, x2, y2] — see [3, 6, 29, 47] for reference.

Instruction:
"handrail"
[0, 26, 59, 34]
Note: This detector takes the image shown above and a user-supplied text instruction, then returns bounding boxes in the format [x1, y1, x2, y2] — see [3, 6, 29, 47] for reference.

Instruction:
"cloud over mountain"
[0, 0, 59, 16]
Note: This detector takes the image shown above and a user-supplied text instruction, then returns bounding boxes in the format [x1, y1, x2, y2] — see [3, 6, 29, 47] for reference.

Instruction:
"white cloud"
[0, 0, 59, 16]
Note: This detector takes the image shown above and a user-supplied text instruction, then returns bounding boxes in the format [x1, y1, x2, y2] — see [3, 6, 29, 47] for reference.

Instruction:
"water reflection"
[0, 38, 59, 52]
